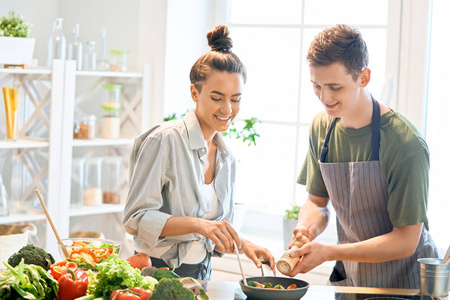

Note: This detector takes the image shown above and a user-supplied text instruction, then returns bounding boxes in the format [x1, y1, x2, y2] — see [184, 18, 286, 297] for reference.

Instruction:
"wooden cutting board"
[181, 278, 208, 294]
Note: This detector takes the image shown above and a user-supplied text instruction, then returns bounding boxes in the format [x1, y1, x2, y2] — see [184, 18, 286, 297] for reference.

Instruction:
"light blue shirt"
[123, 110, 236, 267]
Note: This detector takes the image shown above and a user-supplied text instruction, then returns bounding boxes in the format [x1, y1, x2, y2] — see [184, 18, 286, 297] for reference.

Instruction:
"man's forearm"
[295, 196, 329, 240]
[325, 223, 422, 263]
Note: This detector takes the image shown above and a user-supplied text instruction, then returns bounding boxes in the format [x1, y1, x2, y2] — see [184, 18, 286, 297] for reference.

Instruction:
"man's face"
[309, 62, 367, 120]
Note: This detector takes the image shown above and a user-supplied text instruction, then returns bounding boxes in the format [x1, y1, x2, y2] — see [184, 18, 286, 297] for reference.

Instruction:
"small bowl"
[58, 238, 121, 269]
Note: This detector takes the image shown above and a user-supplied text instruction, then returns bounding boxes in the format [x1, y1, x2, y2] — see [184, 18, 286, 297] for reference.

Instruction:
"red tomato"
[110, 288, 153, 300]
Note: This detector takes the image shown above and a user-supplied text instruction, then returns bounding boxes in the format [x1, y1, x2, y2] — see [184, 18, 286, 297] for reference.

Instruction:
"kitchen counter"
[205, 281, 449, 300]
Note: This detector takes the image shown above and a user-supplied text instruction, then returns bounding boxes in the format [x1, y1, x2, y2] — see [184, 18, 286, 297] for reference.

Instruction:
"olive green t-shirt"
[298, 110, 430, 228]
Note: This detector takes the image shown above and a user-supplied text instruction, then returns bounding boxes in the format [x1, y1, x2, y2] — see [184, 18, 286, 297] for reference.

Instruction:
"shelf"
[0, 68, 52, 75]
[75, 70, 143, 78]
[0, 213, 46, 224]
[0, 138, 49, 149]
[69, 204, 125, 217]
[72, 138, 134, 147]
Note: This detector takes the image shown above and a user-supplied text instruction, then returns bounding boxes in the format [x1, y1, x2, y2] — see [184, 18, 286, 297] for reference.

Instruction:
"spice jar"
[101, 84, 121, 139]
[73, 114, 96, 139]
[83, 157, 102, 206]
[71, 158, 84, 208]
[102, 156, 121, 204]
[109, 50, 129, 72]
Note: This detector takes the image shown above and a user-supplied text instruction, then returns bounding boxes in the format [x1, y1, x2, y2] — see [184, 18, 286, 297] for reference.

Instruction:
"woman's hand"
[197, 219, 241, 253]
[241, 240, 276, 275]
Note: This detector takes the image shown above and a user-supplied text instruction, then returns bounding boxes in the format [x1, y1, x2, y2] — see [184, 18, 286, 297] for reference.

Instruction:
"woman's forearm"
[160, 216, 200, 236]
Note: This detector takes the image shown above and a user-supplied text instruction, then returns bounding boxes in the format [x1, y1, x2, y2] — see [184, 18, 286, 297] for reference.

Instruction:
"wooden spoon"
[35, 189, 69, 258]
[233, 240, 247, 285]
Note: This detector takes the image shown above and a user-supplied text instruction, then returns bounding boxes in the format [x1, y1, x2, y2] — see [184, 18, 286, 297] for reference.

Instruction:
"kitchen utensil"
[418, 257, 450, 298]
[35, 189, 69, 258]
[239, 276, 309, 300]
[277, 235, 310, 275]
[233, 240, 247, 286]
[442, 246, 450, 264]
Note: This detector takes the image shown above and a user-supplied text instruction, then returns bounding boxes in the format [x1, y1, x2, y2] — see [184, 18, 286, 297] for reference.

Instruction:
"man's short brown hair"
[307, 24, 368, 81]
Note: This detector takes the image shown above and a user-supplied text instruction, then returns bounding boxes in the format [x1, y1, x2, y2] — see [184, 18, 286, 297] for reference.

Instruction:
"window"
[221, 0, 400, 217]
[425, 0, 450, 251]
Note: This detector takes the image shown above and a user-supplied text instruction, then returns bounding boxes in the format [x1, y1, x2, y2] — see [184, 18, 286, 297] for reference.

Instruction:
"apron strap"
[371, 96, 381, 161]
[319, 96, 381, 163]
[320, 118, 337, 163]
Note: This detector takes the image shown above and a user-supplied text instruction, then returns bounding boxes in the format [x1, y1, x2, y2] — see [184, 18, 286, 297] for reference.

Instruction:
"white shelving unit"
[0, 61, 151, 258]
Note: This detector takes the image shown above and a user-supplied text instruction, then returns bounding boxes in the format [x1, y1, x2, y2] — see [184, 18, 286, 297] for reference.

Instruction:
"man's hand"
[286, 241, 329, 276]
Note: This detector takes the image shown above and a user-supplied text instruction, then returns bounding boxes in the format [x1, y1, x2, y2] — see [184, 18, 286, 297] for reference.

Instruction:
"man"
[288, 24, 439, 288]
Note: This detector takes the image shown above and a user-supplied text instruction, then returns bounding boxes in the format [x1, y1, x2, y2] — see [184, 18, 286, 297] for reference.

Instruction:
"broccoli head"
[263, 282, 272, 288]
[247, 281, 259, 287]
[274, 284, 285, 289]
[7, 244, 55, 271]
[150, 278, 196, 300]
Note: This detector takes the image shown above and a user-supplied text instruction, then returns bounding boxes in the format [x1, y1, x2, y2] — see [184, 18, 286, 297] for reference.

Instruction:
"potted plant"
[0, 11, 35, 66]
[283, 204, 301, 250]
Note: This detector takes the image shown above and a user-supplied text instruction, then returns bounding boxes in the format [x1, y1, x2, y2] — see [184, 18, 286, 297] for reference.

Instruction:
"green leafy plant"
[164, 111, 261, 146]
[284, 204, 302, 220]
[0, 12, 32, 38]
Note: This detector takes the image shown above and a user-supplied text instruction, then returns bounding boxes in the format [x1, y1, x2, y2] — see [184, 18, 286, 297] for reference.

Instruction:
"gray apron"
[319, 97, 438, 288]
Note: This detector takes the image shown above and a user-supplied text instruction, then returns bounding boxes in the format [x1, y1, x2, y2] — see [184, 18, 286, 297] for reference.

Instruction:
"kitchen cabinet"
[0, 60, 151, 258]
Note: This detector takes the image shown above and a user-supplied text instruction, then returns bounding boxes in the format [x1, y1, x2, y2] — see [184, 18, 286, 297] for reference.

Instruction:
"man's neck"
[340, 91, 374, 129]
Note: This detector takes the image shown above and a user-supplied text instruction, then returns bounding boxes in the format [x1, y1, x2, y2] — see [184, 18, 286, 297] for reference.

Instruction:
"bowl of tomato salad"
[58, 238, 121, 269]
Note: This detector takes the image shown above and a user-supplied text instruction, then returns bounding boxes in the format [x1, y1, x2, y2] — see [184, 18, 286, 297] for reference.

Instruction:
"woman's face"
[191, 71, 244, 138]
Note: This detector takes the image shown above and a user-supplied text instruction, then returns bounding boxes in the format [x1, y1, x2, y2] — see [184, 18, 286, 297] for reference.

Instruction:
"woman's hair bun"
[207, 25, 233, 53]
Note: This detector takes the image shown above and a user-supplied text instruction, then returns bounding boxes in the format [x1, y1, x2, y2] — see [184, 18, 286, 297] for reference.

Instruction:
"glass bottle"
[71, 158, 84, 208]
[47, 18, 66, 68]
[83, 157, 102, 206]
[101, 84, 121, 139]
[97, 27, 110, 71]
[0, 176, 9, 217]
[102, 156, 121, 204]
[84, 41, 97, 71]
[67, 24, 83, 70]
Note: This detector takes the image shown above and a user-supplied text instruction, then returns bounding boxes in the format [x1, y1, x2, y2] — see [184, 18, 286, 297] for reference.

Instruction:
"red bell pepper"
[50, 260, 78, 280]
[69, 247, 97, 265]
[57, 268, 88, 300]
[110, 287, 153, 300]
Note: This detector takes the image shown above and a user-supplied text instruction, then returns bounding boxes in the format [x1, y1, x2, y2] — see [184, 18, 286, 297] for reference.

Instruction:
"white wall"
[163, 0, 215, 117]
[1, 0, 59, 66]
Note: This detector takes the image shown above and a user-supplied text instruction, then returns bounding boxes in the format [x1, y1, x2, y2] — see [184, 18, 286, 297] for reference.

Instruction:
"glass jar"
[101, 84, 121, 139]
[73, 114, 96, 139]
[83, 157, 102, 206]
[109, 50, 129, 72]
[102, 156, 121, 204]
[71, 158, 84, 208]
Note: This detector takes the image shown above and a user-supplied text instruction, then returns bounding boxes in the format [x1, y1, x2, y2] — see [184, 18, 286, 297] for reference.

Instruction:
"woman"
[123, 25, 275, 280]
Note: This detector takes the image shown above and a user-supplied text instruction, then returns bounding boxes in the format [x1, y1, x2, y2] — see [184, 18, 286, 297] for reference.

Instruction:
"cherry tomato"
[110, 288, 153, 300]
